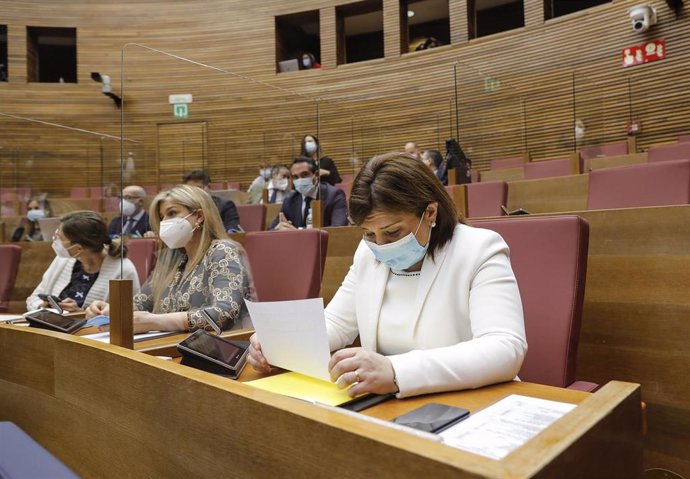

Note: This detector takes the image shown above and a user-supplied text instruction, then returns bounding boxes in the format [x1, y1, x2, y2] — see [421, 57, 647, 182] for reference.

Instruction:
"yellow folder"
[246, 371, 355, 406]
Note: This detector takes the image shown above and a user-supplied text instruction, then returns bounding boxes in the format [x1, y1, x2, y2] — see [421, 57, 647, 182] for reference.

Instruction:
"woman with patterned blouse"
[87, 185, 255, 333]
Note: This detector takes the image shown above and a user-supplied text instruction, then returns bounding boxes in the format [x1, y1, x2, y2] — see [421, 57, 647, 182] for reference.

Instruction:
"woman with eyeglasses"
[86, 185, 255, 333]
[248, 152, 527, 398]
[26, 211, 140, 312]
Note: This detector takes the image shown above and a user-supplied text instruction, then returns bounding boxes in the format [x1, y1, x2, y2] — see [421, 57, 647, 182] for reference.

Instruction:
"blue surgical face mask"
[293, 177, 317, 198]
[27, 209, 46, 222]
[304, 141, 318, 155]
[364, 215, 431, 271]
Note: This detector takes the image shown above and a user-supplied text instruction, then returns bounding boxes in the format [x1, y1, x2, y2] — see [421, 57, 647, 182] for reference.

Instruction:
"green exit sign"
[484, 77, 501, 93]
[173, 103, 188, 118]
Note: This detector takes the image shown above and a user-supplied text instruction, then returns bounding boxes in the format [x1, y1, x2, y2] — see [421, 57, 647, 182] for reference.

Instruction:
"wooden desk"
[506, 174, 589, 214]
[7, 206, 690, 475]
[480, 167, 525, 182]
[584, 152, 647, 172]
[0, 325, 642, 478]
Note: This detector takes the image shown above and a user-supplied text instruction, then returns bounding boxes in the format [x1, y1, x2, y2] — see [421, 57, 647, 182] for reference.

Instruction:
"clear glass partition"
[454, 62, 525, 170]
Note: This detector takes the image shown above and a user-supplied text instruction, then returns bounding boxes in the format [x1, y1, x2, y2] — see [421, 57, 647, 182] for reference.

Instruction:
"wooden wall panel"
[383, 0, 401, 59]
[0, 0, 688, 198]
[450, 0, 469, 44]
[320, 7, 338, 69]
[524, 0, 545, 28]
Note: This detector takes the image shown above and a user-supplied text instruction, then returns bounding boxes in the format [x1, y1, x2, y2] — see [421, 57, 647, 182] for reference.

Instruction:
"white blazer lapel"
[410, 247, 448, 331]
[360, 261, 390, 351]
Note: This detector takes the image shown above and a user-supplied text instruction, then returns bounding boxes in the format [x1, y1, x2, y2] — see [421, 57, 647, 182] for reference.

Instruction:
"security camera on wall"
[628, 4, 658, 33]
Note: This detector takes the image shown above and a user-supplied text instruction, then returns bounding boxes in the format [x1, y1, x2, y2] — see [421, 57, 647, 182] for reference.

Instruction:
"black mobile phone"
[199, 308, 222, 335]
[38, 293, 64, 314]
[177, 330, 249, 377]
[392, 403, 470, 433]
[25, 309, 86, 334]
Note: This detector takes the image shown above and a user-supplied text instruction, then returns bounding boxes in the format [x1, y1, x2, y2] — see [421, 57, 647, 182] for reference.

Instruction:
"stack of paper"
[244, 299, 355, 406]
[438, 394, 577, 460]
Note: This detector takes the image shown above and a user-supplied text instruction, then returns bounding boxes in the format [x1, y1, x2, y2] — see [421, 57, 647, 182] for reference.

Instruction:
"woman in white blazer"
[27, 211, 140, 312]
[248, 152, 527, 398]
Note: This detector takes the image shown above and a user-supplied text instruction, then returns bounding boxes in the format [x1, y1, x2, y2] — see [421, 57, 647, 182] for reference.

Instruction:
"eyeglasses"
[123, 196, 142, 201]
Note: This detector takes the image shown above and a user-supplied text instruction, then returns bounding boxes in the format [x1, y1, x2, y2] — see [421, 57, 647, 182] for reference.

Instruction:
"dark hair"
[60, 211, 126, 258]
[291, 156, 318, 174]
[415, 37, 441, 51]
[271, 163, 289, 175]
[182, 168, 211, 186]
[300, 134, 320, 157]
[423, 150, 444, 169]
[349, 152, 459, 258]
[28, 196, 53, 217]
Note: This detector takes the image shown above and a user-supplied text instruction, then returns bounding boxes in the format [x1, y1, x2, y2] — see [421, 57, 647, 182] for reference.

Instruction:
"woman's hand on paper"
[247, 333, 271, 372]
[328, 347, 397, 397]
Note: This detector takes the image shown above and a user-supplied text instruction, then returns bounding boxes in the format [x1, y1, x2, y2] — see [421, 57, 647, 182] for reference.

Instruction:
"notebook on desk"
[278, 59, 299, 73]
[247, 372, 393, 411]
[243, 298, 393, 411]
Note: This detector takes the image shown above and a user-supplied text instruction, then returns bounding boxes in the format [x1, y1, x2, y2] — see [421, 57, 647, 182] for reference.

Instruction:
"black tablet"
[25, 310, 86, 334]
[177, 330, 249, 378]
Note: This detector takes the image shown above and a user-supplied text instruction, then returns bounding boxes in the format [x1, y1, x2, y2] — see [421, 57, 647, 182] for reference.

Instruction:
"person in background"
[300, 134, 341, 185]
[87, 185, 255, 333]
[445, 138, 472, 185]
[404, 141, 421, 160]
[575, 119, 586, 143]
[247, 162, 271, 204]
[415, 37, 441, 51]
[422, 149, 446, 184]
[107, 185, 153, 238]
[11, 196, 53, 242]
[26, 211, 140, 312]
[266, 164, 291, 204]
[250, 152, 526, 398]
[183, 169, 241, 233]
[301, 53, 321, 69]
[270, 157, 348, 230]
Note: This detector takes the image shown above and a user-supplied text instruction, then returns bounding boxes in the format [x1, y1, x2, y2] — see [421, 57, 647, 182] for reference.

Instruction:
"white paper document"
[245, 298, 332, 381]
[81, 331, 177, 343]
[438, 394, 577, 460]
[0, 314, 24, 323]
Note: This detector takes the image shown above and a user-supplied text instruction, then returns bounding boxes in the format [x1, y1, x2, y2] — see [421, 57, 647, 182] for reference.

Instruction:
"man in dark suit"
[182, 169, 241, 232]
[270, 157, 348, 230]
[108, 185, 152, 237]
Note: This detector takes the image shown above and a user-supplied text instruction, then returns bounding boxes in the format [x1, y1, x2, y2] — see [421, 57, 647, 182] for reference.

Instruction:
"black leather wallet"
[392, 403, 470, 433]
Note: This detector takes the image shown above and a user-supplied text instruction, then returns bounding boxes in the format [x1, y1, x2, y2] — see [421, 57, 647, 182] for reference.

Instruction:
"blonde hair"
[147, 185, 229, 312]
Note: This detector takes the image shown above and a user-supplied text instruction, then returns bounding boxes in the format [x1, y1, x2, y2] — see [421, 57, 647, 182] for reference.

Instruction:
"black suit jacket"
[213, 195, 241, 232]
[270, 183, 348, 229]
[108, 212, 151, 237]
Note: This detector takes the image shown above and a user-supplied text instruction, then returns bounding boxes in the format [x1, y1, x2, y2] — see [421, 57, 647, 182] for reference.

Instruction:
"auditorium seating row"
[68, 182, 242, 200]
[457, 158, 690, 217]
[479, 136, 690, 183]
[0, 215, 594, 394]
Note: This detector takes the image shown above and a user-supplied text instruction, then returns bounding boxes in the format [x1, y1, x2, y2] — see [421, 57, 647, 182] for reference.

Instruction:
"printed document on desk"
[438, 394, 577, 460]
[245, 298, 331, 381]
